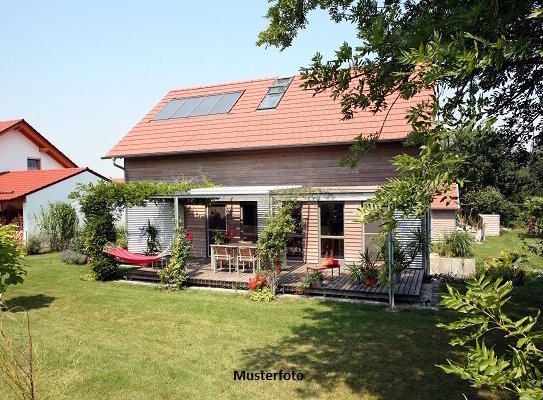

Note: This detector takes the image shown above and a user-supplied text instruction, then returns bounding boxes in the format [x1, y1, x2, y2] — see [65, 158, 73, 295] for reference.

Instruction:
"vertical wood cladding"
[184, 204, 206, 258]
[344, 202, 363, 263]
[125, 143, 409, 187]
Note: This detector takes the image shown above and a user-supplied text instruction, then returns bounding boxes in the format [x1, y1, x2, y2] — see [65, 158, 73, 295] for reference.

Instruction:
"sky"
[0, 1, 358, 178]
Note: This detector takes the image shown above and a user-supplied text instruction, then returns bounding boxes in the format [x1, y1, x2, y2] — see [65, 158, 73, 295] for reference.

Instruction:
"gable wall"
[0, 129, 64, 171]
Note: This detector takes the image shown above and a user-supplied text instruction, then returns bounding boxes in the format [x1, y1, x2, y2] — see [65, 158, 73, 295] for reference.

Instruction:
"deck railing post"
[388, 229, 395, 309]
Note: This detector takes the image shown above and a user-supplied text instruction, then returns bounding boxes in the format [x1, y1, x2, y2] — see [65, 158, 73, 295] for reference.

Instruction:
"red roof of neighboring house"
[431, 183, 460, 210]
[0, 119, 78, 168]
[106, 75, 433, 158]
[0, 168, 106, 201]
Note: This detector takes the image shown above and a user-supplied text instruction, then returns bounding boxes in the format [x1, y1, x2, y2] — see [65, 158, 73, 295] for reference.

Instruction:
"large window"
[286, 202, 303, 260]
[319, 202, 344, 259]
[240, 202, 257, 242]
[207, 204, 226, 255]
[27, 158, 41, 170]
[363, 219, 382, 256]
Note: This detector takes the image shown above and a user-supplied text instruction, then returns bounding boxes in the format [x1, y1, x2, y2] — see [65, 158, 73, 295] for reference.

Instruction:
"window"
[286, 202, 304, 260]
[319, 202, 344, 259]
[27, 158, 41, 170]
[257, 76, 293, 110]
[363, 219, 382, 256]
[240, 202, 257, 242]
[207, 204, 227, 255]
[153, 91, 243, 120]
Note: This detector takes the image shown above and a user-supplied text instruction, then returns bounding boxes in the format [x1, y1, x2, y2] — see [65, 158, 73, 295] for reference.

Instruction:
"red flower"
[185, 232, 193, 241]
[249, 274, 267, 291]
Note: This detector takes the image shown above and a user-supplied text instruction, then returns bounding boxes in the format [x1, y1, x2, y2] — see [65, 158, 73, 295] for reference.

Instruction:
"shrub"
[433, 231, 474, 258]
[249, 287, 275, 302]
[295, 276, 310, 295]
[60, 249, 87, 265]
[522, 196, 543, 236]
[248, 274, 267, 291]
[68, 230, 87, 255]
[24, 235, 42, 255]
[310, 270, 324, 287]
[90, 255, 118, 281]
[37, 202, 78, 251]
[0, 225, 26, 299]
[348, 249, 380, 283]
[115, 226, 128, 249]
[476, 251, 530, 285]
[158, 229, 192, 290]
[463, 186, 518, 227]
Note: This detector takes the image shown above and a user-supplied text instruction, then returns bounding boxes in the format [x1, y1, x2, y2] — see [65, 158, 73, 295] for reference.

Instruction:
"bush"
[249, 287, 275, 302]
[60, 250, 87, 265]
[522, 196, 543, 236]
[115, 226, 128, 249]
[68, 230, 86, 254]
[0, 225, 26, 298]
[463, 186, 518, 227]
[248, 274, 267, 291]
[158, 229, 192, 290]
[476, 251, 530, 285]
[90, 255, 118, 281]
[24, 235, 42, 255]
[37, 202, 78, 251]
[433, 231, 474, 258]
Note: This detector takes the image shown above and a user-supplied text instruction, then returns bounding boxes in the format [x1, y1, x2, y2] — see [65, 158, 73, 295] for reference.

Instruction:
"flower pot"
[365, 277, 377, 286]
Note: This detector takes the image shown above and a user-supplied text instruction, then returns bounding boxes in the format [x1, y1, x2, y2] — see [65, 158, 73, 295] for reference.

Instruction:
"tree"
[258, 0, 543, 231]
[438, 275, 543, 399]
[0, 225, 25, 301]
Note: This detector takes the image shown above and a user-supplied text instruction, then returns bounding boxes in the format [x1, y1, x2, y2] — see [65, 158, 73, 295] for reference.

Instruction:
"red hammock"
[104, 247, 165, 266]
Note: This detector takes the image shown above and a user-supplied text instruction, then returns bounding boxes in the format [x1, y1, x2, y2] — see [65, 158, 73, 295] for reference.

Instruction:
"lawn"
[1, 254, 542, 399]
[473, 229, 543, 270]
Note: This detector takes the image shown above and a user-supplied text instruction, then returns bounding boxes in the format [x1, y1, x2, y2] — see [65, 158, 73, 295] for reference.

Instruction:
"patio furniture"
[104, 246, 171, 267]
[213, 245, 236, 273]
[237, 246, 257, 274]
[306, 259, 341, 280]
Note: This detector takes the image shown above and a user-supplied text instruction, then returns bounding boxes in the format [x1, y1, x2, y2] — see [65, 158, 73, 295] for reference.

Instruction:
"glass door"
[207, 203, 227, 256]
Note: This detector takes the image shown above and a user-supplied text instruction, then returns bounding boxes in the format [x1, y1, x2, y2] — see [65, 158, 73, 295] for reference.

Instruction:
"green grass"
[1, 254, 542, 399]
[473, 229, 543, 270]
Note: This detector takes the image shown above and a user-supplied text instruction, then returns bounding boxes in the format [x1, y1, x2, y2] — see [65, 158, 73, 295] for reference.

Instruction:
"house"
[106, 75, 456, 269]
[430, 183, 460, 240]
[0, 119, 107, 240]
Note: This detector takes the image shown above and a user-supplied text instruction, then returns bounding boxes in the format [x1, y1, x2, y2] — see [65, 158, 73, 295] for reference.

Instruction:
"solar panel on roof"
[152, 91, 244, 121]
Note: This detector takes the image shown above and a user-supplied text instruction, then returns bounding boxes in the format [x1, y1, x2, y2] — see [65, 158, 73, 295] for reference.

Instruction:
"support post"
[388, 229, 395, 309]
[174, 197, 179, 229]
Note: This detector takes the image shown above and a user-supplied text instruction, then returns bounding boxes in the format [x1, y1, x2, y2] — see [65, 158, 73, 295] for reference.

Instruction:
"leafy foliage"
[433, 231, 475, 258]
[257, 201, 298, 294]
[60, 249, 87, 265]
[523, 196, 543, 237]
[463, 187, 519, 228]
[37, 202, 78, 251]
[258, 0, 543, 234]
[348, 248, 380, 283]
[140, 220, 161, 255]
[158, 229, 192, 290]
[477, 251, 530, 286]
[70, 180, 213, 280]
[0, 225, 25, 298]
[115, 226, 127, 249]
[438, 275, 543, 398]
[249, 287, 275, 302]
[23, 235, 42, 256]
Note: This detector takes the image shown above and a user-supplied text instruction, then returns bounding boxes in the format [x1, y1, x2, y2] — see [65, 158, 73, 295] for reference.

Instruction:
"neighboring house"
[106, 75, 457, 265]
[430, 183, 460, 241]
[0, 119, 107, 240]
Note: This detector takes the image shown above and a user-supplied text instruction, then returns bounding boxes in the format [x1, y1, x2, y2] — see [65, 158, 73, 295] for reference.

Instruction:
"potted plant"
[224, 228, 236, 244]
[363, 264, 379, 286]
[213, 230, 224, 244]
[296, 276, 310, 295]
[310, 269, 324, 288]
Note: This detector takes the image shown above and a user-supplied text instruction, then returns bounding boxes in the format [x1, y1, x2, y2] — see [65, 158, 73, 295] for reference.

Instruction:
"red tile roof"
[0, 119, 78, 168]
[106, 76, 433, 158]
[0, 119, 22, 133]
[431, 183, 460, 210]
[0, 168, 104, 201]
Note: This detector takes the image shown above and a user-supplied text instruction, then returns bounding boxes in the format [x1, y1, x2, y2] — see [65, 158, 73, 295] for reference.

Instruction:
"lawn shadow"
[3, 294, 56, 312]
[238, 302, 499, 400]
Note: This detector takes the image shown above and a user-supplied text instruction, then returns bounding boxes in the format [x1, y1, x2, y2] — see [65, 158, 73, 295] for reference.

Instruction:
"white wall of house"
[22, 171, 104, 240]
[0, 129, 63, 171]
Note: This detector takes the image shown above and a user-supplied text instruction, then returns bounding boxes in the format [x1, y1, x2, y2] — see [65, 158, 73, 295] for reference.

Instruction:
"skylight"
[153, 91, 243, 120]
[257, 76, 294, 110]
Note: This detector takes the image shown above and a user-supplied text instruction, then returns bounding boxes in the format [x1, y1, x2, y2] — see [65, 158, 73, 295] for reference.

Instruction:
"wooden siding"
[125, 143, 409, 186]
[431, 210, 457, 241]
[344, 202, 363, 263]
[301, 202, 319, 264]
[184, 204, 207, 258]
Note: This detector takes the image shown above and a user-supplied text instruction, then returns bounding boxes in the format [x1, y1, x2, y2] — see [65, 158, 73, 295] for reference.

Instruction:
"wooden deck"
[124, 258, 424, 302]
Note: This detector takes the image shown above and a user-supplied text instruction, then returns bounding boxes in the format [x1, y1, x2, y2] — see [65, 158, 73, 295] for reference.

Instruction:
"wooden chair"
[214, 246, 235, 273]
[237, 247, 257, 274]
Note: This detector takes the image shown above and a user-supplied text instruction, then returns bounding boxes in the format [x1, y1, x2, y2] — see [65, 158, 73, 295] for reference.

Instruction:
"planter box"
[430, 254, 475, 278]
